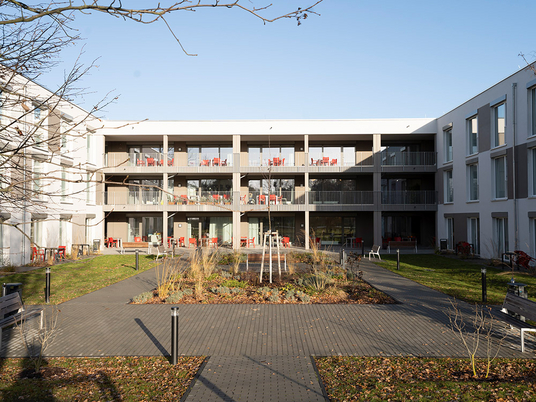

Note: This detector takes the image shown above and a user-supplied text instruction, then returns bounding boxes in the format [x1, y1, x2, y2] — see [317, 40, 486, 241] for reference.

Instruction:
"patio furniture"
[273, 157, 280, 166]
[311, 158, 318, 166]
[188, 238, 197, 248]
[282, 237, 290, 248]
[258, 195, 267, 204]
[200, 159, 210, 166]
[146, 157, 155, 166]
[369, 245, 381, 260]
[55, 246, 66, 260]
[31, 246, 45, 262]
[269, 194, 278, 205]
[240, 194, 247, 204]
[213, 158, 221, 166]
[247, 237, 255, 248]
[180, 195, 189, 205]
[330, 158, 337, 166]
[210, 238, 218, 248]
[240, 237, 248, 247]
[221, 159, 227, 166]
[136, 159, 145, 166]
[321, 157, 329, 165]
[168, 158, 174, 166]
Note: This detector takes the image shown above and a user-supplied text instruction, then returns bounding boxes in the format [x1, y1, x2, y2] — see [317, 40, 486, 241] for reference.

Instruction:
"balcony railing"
[104, 190, 163, 205]
[245, 191, 304, 205]
[381, 151, 436, 166]
[381, 191, 437, 205]
[106, 152, 172, 168]
[309, 191, 374, 205]
[309, 152, 373, 167]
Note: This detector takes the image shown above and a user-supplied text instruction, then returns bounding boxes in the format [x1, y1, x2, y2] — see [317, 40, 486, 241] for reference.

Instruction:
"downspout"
[512, 82, 518, 252]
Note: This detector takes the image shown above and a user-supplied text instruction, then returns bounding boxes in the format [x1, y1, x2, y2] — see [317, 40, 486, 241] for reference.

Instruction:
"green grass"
[0, 356, 204, 401]
[316, 356, 535, 401]
[0, 255, 156, 305]
[374, 254, 536, 305]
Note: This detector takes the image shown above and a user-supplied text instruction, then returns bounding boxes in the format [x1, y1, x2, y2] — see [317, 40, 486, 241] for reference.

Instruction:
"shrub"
[230, 287, 242, 294]
[295, 291, 311, 303]
[303, 273, 331, 291]
[166, 291, 184, 303]
[132, 291, 153, 304]
[222, 279, 247, 289]
[211, 286, 231, 295]
[285, 290, 295, 302]
[268, 294, 280, 303]
[221, 271, 232, 279]
[182, 288, 193, 296]
[258, 287, 271, 297]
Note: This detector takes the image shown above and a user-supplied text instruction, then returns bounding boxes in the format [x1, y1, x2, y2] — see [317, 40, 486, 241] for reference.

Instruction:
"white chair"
[369, 244, 381, 260]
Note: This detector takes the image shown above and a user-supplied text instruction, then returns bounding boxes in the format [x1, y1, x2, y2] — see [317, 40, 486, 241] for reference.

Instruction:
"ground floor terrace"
[104, 211, 436, 250]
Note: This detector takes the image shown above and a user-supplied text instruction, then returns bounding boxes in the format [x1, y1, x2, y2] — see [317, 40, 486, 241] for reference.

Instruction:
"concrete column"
[304, 134, 309, 249]
[163, 135, 169, 166]
[373, 134, 382, 246]
[163, 172, 168, 243]
[233, 134, 241, 250]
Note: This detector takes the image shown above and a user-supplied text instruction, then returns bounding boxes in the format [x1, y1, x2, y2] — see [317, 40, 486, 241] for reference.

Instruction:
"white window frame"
[530, 148, 536, 197]
[467, 163, 478, 201]
[492, 157, 507, 200]
[493, 102, 506, 148]
[467, 217, 480, 255]
[444, 170, 453, 203]
[466, 116, 478, 155]
[530, 86, 536, 138]
[444, 128, 453, 163]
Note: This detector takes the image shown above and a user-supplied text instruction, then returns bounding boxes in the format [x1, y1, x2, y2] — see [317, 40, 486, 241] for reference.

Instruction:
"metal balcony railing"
[104, 190, 163, 205]
[381, 191, 437, 205]
[244, 191, 303, 205]
[308, 191, 374, 205]
[380, 151, 436, 166]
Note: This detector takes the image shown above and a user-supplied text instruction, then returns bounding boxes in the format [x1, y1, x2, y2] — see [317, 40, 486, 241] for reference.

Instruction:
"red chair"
[105, 237, 114, 248]
[240, 237, 248, 247]
[394, 236, 402, 242]
[282, 237, 290, 248]
[281, 158, 285, 166]
[269, 194, 277, 204]
[212, 194, 221, 203]
[273, 157, 280, 166]
[258, 195, 266, 204]
[146, 158, 155, 166]
[211, 238, 218, 248]
[168, 158, 174, 166]
[136, 158, 145, 166]
[354, 237, 363, 248]
[178, 237, 185, 247]
[167, 237, 174, 247]
[213, 158, 221, 166]
[200, 159, 210, 166]
[311, 158, 318, 166]
[32, 246, 45, 262]
[55, 246, 66, 260]
[322, 157, 329, 165]
[330, 159, 337, 166]
[134, 237, 142, 242]
[247, 237, 255, 248]
[221, 159, 227, 166]
[189, 238, 197, 248]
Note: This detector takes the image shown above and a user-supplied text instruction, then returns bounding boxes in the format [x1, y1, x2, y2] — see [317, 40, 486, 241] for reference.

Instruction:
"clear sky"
[39, 0, 536, 121]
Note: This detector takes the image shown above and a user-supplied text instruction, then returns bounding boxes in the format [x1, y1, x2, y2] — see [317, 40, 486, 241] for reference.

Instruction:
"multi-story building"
[437, 64, 536, 260]
[0, 73, 103, 267]
[100, 119, 437, 250]
[2, 64, 536, 265]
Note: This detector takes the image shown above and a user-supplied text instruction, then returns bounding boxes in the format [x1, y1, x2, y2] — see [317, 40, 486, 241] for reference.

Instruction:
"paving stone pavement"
[1, 258, 534, 401]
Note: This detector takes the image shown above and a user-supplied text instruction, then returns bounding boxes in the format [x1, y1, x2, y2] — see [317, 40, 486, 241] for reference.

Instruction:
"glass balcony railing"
[309, 191, 374, 205]
[244, 191, 303, 205]
[380, 151, 436, 166]
[104, 190, 163, 205]
[381, 191, 437, 205]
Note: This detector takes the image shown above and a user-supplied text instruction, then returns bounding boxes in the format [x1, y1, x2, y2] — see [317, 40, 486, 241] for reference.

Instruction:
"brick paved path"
[1, 259, 534, 401]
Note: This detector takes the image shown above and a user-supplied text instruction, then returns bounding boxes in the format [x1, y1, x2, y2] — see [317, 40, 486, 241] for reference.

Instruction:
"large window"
[493, 217, 508, 257]
[310, 216, 355, 246]
[444, 128, 453, 162]
[249, 216, 295, 245]
[32, 160, 42, 199]
[446, 217, 454, 250]
[188, 145, 232, 167]
[531, 87, 536, 137]
[467, 164, 478, 201]
[466, 116, 478, 155]
[493, 157, 507, 199]
[247, 146, 294, 167]
[493, 102, 506, 147]
[309, 146, 354, 166]
[444, 170, 453, 203]
[467, 217, 480, 255]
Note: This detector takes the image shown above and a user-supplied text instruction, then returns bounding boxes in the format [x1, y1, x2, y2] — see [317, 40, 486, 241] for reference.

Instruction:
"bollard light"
[171, 307, 179, 365]
[397, 249, 400, 270]
[135, 249, 139, 271]
[45, 267, 51, 303]
[481, 268, 487, 303]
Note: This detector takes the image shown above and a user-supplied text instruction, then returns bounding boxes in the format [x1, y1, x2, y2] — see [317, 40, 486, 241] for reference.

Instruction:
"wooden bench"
[388, 240, 417, 253]
[499, 292, 536, 353]
[368, 245, 381, 260]
[0, 293, 43, 351]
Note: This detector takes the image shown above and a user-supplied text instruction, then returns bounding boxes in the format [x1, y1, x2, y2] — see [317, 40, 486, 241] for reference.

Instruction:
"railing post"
[45, 267, 51, 303]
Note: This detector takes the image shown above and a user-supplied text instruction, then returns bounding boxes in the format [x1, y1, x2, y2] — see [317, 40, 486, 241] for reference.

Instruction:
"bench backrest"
[0, 293, 23, 320]
[503, 292, 536, 321]
[371, 245, 380, 253]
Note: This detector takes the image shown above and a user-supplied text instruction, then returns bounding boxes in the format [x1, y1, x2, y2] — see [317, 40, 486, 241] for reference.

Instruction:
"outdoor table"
[72, 243, 91, 256]
[42, 247, 58, 261]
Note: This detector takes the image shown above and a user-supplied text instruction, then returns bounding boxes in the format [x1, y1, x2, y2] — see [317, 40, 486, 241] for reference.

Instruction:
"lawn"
[315, 356, 536, 401]
[0, 356, 204, 401]
[0, 255, 156, 305]
[374, 254, 536, 305]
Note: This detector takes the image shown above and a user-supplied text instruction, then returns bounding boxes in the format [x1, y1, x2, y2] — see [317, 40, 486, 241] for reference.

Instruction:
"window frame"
[467, 163, 478, 202]
[492, 156, 507, 200]
[444, 128, 453, 163]
[466, 115, 478, 156]
[444, 169, 453, 203]
[467, 217, 480, 255]
[492, 102, 506, 148]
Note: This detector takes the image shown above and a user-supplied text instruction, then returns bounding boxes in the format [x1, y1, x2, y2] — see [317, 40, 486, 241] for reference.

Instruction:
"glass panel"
[445, 171, 453, 203]
[262, 147, 279, 166]
[187, 217, 200, 240]
[310, 216, 342, 245]
[532, 89, 536, 137]
[324, 147, 339, 166]
[445, 130, 452, 162]
[249, 147, 261, 167]
[533, 149, 536, 196]
[187, 147, 199, 166]
[201, 147, 219, 165]
[469, 164, 478, 201]
[494, 158, 506, 198]
[220, 147, 233, 167]
[187, 180, 199, 198]
[468, 117, 478, 155]
[495, 103, 505, 146]
[309, 147, 322, 165]
[280, 147, 294, 167]
[343, 146, 355, 166]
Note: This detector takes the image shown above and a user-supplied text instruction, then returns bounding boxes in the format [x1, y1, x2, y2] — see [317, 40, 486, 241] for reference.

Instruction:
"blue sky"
[41, 0, 536, 121]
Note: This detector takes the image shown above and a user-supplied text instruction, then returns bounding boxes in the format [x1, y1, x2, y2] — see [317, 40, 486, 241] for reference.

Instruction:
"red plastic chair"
[394, 236, 402, 242]
[311, 158, 318, 166]
[136, 158, 145, 166]
[146, 158, 155, 166]
[213, 158, 221, 166]
[32, 246, 45, 262]
[221, 159, 227, 166]
[240, 237, 248, 247]
[269, 194, 277, 204]
[189, 238, 197, 248]
[354, 237, 363, 248]
[55, 246, 66, 260]
[247, 237, 255, 248]
[168, 158, 174, 166]
[282, 237, 290, 248]
[273, 157, 280, 166]
[330, 159, 337, 166]
[281, 158, 285, 166]
[178, 237, 185, 247]
[201, 160, 210, 166]
[258, 195, 266, 204]
[322, 157, 329, 165]
[211, 238, 218, 248]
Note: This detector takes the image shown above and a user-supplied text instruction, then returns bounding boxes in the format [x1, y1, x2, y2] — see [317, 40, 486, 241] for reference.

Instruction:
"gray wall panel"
[515, 143, 528, 199]
[478, 104, 491, 153]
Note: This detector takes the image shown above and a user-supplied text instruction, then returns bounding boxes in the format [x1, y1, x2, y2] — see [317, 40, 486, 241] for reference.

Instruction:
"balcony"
[381, 151, 436, 172]
[381, 191, 437, 211]
[168, 191, 233, 206]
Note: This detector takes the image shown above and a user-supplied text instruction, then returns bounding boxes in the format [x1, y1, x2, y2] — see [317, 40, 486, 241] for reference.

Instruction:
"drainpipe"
[512, 82, 518, 252]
